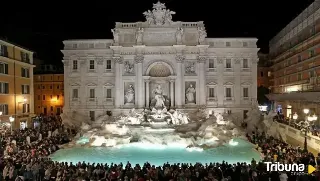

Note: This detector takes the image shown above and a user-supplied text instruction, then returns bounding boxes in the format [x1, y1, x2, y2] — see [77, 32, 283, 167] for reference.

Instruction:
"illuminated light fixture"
[312, 114, 318, 121]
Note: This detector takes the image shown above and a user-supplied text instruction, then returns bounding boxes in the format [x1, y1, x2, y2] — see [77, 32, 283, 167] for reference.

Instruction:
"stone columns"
[114, 56, 123, 108]
[251, 57, 258, 101]
[145, 80, 150, 108]
[197, 56, 207, 106]
[175, 55, 185, 108]
[79, 59, 87, 104]
[135, 55, 144, 108]
[234, 58, 241, 105]
[217, 57, 224, 106]
[170, 79, 175, 107]
[62, 60, 69, 111]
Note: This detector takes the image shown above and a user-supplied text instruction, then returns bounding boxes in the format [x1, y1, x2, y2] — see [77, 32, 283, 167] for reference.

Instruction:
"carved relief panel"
[185, 61, 196, 75]
[123, 60, 135, 74]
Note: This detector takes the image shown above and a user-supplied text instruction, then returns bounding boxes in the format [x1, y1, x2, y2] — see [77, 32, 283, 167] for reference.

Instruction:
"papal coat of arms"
[143, 1, 176, 26]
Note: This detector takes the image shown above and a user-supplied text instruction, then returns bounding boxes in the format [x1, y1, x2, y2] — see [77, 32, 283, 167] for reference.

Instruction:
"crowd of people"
[273, 113, 320, 137]
[0, 115, 319, 181]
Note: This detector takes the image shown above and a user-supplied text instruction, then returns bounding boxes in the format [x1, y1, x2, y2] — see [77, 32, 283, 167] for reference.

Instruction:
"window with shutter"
[0, 104, 9, 115]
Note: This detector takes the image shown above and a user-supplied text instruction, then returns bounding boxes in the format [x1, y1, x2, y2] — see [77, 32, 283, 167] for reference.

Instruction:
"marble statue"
[164, 9, 175, 24]
[176, 27, 183, 44]
[143, 1, 175, 25]
[136, 27, 144, 44]
[152, 84, 166, 108]
[185, 62, 195, 73]
[124, 61, 134, 73]
[143, 10, 154, 24]
[198, 27, 207, 44]
[111, 29, 119, 44]
[125, 84, 135, 104]
[186, 84, 196, 103]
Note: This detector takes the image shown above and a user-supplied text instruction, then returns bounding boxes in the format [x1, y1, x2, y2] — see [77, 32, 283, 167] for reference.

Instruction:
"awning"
[267, 91, 320, 102]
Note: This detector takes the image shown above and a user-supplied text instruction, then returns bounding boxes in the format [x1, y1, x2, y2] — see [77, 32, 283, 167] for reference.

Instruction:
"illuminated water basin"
[51, 138, 260, 166]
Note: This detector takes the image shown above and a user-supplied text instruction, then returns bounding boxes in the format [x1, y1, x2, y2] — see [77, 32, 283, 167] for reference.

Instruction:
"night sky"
[0, 0, 315, 66]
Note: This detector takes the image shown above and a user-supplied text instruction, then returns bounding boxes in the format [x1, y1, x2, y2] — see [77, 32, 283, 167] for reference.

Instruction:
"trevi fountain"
[51, 91, 279, 165]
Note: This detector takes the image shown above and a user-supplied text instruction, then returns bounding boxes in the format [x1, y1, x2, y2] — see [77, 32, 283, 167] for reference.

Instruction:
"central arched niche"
[147, 62, 172, 77]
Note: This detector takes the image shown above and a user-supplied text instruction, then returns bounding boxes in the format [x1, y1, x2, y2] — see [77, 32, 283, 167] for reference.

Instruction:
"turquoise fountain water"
[51, 138, 260, 166]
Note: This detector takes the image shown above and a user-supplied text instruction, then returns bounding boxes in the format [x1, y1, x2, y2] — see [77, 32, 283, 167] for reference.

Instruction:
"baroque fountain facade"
[58, 2, 278, 154]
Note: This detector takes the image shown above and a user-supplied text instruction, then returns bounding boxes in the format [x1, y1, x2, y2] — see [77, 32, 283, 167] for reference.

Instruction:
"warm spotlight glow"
[9, 116, 14, 123]
[229, 139, 238, 146]
[285, 86, 300, 92]
[312, 114, 318, 121]
[258, 106, 268, 112]
[308, 116, 314, 121]
[292, 113, 298, 120]
[303, 109, 310, 114]
[23, 97, 27, 102]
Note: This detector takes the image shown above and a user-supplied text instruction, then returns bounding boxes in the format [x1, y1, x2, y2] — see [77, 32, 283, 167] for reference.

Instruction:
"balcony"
[103, 97, 114, 106]
[267, 88, 320, 103]
[71, 98, 79, 102]
[87, 97, 97, 102]
[223, 97, 234, 105]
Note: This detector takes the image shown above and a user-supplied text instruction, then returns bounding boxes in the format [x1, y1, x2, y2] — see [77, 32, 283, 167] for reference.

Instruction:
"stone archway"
[145, 61, 174, 108]
[146, 61, 174, 77]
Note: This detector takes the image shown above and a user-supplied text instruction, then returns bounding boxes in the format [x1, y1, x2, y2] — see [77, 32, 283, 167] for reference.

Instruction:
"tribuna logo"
[265, 162, 305, 172]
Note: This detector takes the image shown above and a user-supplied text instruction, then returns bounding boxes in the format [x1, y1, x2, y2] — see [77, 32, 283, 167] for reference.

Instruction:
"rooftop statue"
[143, 1, 176, 26]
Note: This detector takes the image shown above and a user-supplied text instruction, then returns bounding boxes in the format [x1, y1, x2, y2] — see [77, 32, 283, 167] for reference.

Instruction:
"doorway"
[243, 110, 248, 119]
[43, 107, 47, 115]
[287, 105, 292, 118]
[20, 120, 27, 130]
[57, 107, 61, 115]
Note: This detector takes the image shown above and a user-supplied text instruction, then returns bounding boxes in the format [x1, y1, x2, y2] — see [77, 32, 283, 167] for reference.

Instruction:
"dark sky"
[0, 0, 315, 66]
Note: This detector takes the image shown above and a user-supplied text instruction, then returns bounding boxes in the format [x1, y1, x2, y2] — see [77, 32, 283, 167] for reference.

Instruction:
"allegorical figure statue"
[197, 27, 207, 44]
[175, 27, 183, 44]
[111, 29, 119, 45]
[143, 1, 175, 26]
[186, 84, 196, 103]
[136, 27, 144, 45]
[125, 84, 135, 104]
[152, 84, 166, 108]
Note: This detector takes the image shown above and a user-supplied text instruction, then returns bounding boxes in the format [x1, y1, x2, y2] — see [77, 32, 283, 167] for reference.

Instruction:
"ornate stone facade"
[61, 2, 259, 119]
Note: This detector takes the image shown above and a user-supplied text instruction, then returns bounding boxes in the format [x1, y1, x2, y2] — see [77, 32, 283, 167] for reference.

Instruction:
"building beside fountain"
[61, 2, 259, 120]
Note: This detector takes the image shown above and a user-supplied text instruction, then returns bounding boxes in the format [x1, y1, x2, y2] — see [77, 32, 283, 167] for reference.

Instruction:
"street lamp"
[312, 114, 318, 121]
[291, 112, 298, 126]
[297, 108, 315, 152]
[9, 116, 14, 132]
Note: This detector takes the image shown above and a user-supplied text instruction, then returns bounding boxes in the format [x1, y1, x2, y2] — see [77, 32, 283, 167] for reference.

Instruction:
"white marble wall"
[62, 31, 259, 119]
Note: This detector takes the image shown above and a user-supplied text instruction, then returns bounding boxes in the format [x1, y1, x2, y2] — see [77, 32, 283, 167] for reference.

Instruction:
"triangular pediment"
[241, 82, 251, 86]
[70, 82, 80, 87]
[207, 82, 217, 86]
[104, 83, 114, 87]
[86, 82, 97, 86]
[224, 82, 234, 85]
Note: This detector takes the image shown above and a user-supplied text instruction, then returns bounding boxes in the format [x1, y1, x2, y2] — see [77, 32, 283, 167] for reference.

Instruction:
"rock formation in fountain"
[222, 112, 243, 127]
[61, 108, 245, 149]
[60, 111, 91, 128]
[262, 112, 286, 141]
[244, 102, 264, 133]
